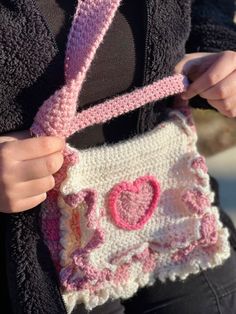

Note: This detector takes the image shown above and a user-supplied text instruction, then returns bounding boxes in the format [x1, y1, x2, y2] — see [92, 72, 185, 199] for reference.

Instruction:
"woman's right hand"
[0, 131, 65, 213]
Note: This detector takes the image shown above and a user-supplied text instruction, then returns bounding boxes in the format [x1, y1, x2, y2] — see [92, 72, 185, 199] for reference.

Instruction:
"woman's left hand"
[175, 51, 236, 118]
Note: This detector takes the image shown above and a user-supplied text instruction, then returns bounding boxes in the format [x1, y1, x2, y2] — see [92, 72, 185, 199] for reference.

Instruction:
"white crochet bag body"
[30, 0, 231, 311]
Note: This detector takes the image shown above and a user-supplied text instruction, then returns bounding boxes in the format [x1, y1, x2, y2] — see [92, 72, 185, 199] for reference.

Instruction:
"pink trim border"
[108, 175, 161, 230]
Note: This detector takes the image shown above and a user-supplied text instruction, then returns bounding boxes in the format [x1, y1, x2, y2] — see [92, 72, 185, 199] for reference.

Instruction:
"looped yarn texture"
[30, 0, 231, 312]
[30, 0, 188, 138]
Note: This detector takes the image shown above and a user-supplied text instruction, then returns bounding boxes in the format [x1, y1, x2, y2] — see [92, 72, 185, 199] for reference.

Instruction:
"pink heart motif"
[108, 175, 161, 230]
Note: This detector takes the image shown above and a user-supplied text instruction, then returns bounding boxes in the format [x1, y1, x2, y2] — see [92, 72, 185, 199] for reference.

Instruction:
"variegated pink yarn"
[108, 176, 161, 231]
[30, 0, 188, 139]
[30, 1, 231, 312]
[31, 0, 188, 273]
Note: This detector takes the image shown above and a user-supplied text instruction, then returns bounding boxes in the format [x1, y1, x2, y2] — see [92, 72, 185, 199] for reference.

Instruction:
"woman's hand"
[0, 131, 65, 213]
[175, 51, 236, 118]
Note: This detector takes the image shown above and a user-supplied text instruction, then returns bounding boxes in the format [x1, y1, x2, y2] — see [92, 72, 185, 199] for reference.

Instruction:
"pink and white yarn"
[108, 176, 161, 231]
[55, 111, 230, 310]
[30, 0, 231, 312]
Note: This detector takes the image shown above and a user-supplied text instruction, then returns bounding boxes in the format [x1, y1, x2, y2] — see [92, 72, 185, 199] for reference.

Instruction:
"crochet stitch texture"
[30, 0, 231, 312]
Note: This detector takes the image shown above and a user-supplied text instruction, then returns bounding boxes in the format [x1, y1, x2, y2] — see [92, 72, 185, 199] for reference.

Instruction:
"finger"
[199, 70, 236, 100]
[182, 51, 236, 100]
[208, 96, 236, 118]
[13, 176, 55, 198]
[11, 193, 47, 213]
[175, 52, 217, 77]
[16, 152, 64, 181]
[0, 130, 31, 144]
[3, 136, 65, 161]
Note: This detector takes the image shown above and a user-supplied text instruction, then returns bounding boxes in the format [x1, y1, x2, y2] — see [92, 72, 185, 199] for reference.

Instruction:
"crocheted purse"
[31, 0, 231, 312]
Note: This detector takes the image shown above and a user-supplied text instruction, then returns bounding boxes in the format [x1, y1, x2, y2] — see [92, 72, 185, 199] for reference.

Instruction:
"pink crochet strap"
[31, 74, 188, 138]
[31, 0, 123, 138]
[69, 74, 188, 134]
[30, 0, 188, 138]
[65, 0, 122, 83]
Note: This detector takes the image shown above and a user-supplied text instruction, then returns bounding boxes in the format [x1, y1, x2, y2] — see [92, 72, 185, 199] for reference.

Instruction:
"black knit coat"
[0, 1, 236, 313]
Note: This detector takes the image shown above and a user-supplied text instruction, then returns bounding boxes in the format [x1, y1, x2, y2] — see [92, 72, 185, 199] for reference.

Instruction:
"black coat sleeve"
[186, 0, 236, 53]
[186, 0, 236, 109]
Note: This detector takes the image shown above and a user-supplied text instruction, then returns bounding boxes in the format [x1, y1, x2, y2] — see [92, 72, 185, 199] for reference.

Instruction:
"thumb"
[175, 52, 218, 82]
